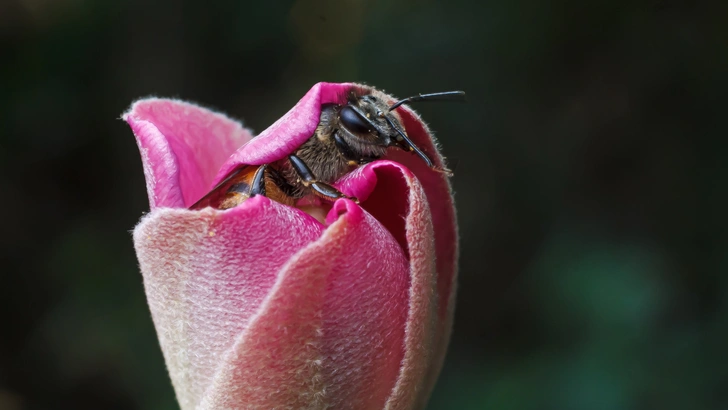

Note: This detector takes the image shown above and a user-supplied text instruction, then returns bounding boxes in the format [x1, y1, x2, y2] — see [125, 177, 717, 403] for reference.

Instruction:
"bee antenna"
[382, 115, 453, 176]
[389, 90, 466, 112]
[383, 115, 432, 166]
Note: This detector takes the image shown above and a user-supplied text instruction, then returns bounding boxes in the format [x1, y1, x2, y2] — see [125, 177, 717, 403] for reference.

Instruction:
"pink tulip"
[124, 83, 458, 410]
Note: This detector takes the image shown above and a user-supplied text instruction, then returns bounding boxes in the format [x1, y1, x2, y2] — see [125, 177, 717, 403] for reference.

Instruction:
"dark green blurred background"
[2, 0, 727, 409]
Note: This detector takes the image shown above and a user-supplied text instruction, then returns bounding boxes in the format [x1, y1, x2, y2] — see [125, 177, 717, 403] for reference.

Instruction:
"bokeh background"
[2, 0, 727, 409]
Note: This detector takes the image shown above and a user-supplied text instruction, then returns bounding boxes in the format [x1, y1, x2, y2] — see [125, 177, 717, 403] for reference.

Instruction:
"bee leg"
[249, 164, 267, 197]
[288, 154, 359, 203]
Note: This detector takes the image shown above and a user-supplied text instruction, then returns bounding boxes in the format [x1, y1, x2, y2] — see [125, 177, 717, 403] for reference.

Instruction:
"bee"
[190, 85, 465, 210]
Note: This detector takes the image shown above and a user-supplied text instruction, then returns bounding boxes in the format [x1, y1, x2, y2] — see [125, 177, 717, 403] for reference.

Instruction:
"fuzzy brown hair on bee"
[190, 86, 465, 210]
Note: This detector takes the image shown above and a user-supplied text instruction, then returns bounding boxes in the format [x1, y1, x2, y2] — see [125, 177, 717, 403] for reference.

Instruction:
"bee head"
[337, 89, 465, 174]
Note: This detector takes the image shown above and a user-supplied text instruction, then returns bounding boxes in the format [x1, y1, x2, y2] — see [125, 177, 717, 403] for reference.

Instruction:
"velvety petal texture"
[125, 83, 458, 410]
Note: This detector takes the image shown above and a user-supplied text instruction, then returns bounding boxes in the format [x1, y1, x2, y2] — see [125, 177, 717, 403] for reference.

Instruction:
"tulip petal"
[124, 99, 255, 208]
[198, 200, 410, 410]
[133, 197, 325, 409]
[335, 161, 442, 409]
[384, 107, 459, 400]
[213, 82, 354, 185]
[350, 87, 459, 400]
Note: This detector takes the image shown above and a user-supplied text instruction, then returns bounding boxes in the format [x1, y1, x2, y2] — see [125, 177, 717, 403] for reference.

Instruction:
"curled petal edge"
[124, 98, 255, 209]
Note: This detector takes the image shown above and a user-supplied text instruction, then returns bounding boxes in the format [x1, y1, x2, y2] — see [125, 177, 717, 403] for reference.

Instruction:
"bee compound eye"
[339, 105, 373, 135]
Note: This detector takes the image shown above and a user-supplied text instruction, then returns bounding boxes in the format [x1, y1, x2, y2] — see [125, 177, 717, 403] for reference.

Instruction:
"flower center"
[297, 204, 330, 225]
